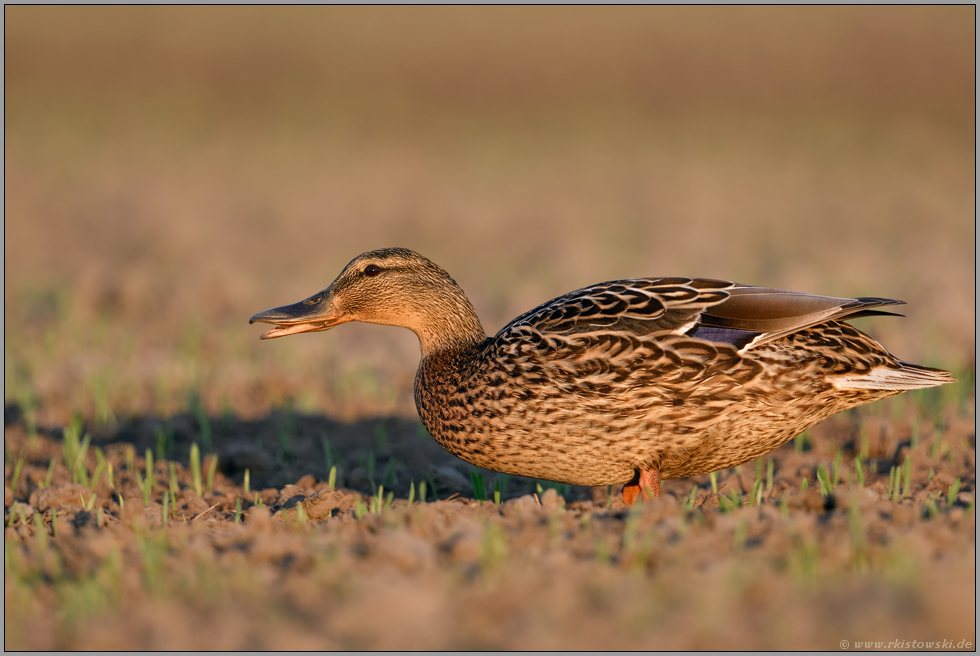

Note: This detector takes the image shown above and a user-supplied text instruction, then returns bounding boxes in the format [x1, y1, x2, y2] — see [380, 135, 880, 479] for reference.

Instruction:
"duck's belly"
[416, 371, 891, 487]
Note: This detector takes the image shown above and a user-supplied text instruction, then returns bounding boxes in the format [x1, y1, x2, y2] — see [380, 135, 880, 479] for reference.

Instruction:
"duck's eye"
[304, 296, 320, 306]
[364, 264, 381, 277]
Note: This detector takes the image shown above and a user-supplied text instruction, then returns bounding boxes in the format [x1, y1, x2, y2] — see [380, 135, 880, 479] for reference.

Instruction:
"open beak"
[249, 289, 349, 340]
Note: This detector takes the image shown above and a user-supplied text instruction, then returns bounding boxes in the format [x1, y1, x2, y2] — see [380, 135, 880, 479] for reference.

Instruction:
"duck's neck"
[412, 297, 488, 357]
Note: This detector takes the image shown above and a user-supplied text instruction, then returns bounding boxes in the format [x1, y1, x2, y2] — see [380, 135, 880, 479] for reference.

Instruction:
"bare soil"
[4, 396, 975, 650]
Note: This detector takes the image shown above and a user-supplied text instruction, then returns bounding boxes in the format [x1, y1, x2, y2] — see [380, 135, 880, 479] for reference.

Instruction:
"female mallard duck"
[250, 248, 954, 504]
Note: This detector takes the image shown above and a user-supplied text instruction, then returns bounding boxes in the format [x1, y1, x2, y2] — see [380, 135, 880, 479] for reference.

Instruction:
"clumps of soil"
[4, 405, 976, 650]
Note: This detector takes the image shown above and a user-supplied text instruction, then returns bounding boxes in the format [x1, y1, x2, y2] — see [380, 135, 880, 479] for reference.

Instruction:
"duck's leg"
[621, 468, 661, 505]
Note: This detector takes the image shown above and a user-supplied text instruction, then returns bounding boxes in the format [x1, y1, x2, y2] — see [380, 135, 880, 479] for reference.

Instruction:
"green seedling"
[327, 466, 337, 490]
[253, 493, 263, 507]
[888, 466, 897, 499]
[425, 472, 437, 501]
[854, 455, 865, 487]
[710, 471, 718, 494]
[190, 391, 212, 453]
[892, 465, 904, 501]
[117, 494, 124, 509]
[686, 486, 698, 510]
[234, 498, 242, 524]
[155, 428, 167, 463]
[780, 497, 789, 519]
[51, 509, 58, 536]
[143, 448, 153, 487]
[800, 477, 809, 492]
[34, 513, 47, 551]
[354, 498, 366, 520]
[924, 497, 940, 519]
[42, 457, 56, 488]
[321, 434, 335, 471]
[408, 481, 416, 506]
[141, 472, 152, 506]
[89, 459, 105, 491]
[832, 450, 842, 488]
[80, 493, 97, 511]
[902, 455, 912, 498]
[7, 505, 17, 527]
[134, 467, 145, 499]
[169, 462, 179, 498]
[206, 455, 218, 494]
[107, 462, 114, 488]
[418, 480, 427, 504]
[947, 478, 961, 506]
[243, 468, 251, 495]
[766, 458, 774, 492]
[493, 479, 501, 505]
[162, 491, 169, 524]
[190, 443, 202, 497]
[605, 485, 614, 509]
[816, 465, 832, 496]
[471, 471, 486, 501]
[536, 482, 544, 496]
[96, 507, 103, 527]
[296, 502, 307, 524]
[9, 456, 26, 497]
[62, 415, 83, 467]
[381, 458, 398, 487]
[858, 421, 870, 459]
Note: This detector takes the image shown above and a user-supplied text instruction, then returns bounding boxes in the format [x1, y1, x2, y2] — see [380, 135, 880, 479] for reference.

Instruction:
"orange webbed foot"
[621, 468, 661, 505]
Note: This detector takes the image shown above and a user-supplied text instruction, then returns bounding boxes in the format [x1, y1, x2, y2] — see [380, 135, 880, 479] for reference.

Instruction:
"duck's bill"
[249, 297, 348, 340]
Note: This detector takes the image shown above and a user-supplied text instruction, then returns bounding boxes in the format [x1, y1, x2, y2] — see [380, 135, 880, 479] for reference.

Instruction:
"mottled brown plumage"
[250, 248, 955, 503]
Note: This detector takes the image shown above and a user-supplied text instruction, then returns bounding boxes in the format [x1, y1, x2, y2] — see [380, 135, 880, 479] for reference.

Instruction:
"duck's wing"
[501, 278, 905, 351]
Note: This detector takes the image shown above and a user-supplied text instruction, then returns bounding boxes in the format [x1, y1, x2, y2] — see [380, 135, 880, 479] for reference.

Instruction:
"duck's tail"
[829, 362, 956, 391]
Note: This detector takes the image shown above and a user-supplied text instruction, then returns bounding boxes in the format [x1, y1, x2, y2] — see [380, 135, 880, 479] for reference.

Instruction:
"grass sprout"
[169, 462, 179, 498]
[947, 478, 961, 506]
[816, 465, 833, 496]
[42, 457, 56, 488]
[190, 443, 202, 497]
[10, 455, 26, 497]
[471, 470, 486, 501]
[206, 455, 218, 494]
[903, 454, 912, 498]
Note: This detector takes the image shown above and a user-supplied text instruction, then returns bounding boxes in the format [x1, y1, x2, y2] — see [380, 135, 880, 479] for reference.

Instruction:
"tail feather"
[829, 362, 956, 391]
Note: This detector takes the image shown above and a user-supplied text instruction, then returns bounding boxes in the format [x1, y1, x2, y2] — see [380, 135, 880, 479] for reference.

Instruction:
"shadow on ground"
[3, 402, 595, 504]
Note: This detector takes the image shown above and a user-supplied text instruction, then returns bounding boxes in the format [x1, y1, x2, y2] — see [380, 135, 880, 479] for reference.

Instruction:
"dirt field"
[4, 6, 976, 650]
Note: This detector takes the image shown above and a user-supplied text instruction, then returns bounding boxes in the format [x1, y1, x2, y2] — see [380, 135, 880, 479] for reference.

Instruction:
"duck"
[250, 247, 955, 504]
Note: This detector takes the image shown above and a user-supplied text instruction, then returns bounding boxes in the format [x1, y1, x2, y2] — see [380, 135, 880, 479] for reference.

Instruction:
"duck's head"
[249, 247, 486, 353]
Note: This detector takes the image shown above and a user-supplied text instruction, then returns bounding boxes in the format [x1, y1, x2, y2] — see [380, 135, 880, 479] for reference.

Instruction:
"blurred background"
[5, 6, 975, 429]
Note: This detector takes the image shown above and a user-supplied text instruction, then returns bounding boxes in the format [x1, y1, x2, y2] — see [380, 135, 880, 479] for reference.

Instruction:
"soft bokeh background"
[5, 6, 975, 428]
